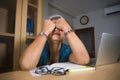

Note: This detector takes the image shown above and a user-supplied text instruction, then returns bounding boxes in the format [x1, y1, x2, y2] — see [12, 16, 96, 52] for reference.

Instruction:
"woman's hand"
[42, 20, 55, 36]
[55, 18, 72, 32]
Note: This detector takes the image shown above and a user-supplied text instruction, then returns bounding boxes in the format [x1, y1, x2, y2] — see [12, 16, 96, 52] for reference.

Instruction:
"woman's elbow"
[79, 54, 90, 65]
[19, 60, 31, 71]
[82, 51, 90, 64]
[84, 56, 90, 64]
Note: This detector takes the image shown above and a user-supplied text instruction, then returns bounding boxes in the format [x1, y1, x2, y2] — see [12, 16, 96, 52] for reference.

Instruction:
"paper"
[29, 62, 95, 76]
[49, 62, 95, 71]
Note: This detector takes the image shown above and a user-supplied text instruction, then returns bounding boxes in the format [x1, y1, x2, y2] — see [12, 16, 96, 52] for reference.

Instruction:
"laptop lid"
[96, 33, 120, 66]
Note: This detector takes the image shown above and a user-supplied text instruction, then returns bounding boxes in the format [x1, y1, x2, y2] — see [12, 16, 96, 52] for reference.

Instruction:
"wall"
[73, 9, 120, 56]
[43, 0, 49, 20]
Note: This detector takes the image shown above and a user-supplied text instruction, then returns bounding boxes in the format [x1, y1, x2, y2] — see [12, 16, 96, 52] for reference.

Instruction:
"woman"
[19, 15, 90, 70]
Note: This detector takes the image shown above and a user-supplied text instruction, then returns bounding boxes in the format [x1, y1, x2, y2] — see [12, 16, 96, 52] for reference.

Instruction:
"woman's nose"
[54, 27, 62, 31]
[54, 27, 59, 31]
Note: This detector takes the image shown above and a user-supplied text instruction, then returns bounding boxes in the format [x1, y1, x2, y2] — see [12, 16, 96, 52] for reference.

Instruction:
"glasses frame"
[35, 66, 66, 75]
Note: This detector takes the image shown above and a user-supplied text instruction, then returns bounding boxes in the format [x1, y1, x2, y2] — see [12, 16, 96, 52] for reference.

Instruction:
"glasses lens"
[35, 67, 48, 75]
[51, 67, 66, 75]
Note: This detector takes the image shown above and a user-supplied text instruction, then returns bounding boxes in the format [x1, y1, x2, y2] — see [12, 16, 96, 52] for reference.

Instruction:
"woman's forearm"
[19, 36, 47, 70]
[66, 31, 90, 64]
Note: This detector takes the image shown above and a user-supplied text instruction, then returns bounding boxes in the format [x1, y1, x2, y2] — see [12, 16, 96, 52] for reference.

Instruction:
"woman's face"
[48, 19, 65, 42]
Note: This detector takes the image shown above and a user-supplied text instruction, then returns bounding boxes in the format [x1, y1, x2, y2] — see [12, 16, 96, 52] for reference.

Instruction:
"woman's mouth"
[53, 32, 60, 36]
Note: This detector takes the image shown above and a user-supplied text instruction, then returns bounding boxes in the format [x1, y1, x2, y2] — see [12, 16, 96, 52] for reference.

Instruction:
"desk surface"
[0, 63, 120, 80]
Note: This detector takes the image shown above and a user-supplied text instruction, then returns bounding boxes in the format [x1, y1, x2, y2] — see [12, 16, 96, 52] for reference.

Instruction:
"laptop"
[89, 33, 120, 67]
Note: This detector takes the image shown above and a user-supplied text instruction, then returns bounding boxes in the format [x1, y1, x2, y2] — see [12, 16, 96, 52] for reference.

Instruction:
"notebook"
[89, 33, 120, 67]
[44, 62, 95, 72]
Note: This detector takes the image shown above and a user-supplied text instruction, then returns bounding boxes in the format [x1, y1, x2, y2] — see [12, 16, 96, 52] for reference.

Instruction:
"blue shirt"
[37, 42, 72, 66]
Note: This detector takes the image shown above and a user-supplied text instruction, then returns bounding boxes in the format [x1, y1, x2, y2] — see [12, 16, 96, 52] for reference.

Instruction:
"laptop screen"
[96, 33, 120, 66]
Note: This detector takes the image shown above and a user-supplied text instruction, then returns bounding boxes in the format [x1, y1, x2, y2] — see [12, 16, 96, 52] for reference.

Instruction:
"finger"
[49, 23, 55, 30]
[45, 19, 49, 22]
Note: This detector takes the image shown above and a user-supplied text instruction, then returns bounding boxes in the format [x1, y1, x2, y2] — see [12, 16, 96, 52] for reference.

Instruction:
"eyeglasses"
[35, 67, 66, 75]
